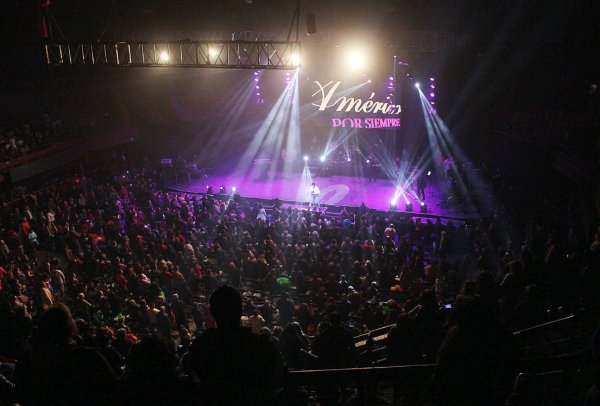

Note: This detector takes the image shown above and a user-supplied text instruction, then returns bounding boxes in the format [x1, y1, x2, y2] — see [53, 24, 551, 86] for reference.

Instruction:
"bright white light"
[420, 202, 425, 206]
[290, 53, 301, 67]
[319, 155, 325, 162]
[427, 171, 432, 176]
[347, 51, 365, 69]
[415, 83, 420, 88]
[159, 51, 169, 63]
[390, 199, 397, 205]
[405, 200, 410, 205]
[366, 160, 370, 164]
[208, 48, 219, 58]
[347, 158, 351, 162]
[303, 155, 309, 162]
[232, 186, 237, 193]
[367, 79, 372, 83]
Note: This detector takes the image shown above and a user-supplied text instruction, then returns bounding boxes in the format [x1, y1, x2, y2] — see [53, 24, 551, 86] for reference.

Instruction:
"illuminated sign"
[312, 81, 401, 129]
[332, 117, 401, 128]
[312, 81, 401, 115]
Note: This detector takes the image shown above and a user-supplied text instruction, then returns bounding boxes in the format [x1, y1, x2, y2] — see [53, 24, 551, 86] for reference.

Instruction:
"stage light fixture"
[220, 186, 227, 195]
[420, 201, 427, 213]
[290, 53, 301, 67]
[430, 93, 435, 97]
[347, 51, 365, 70]
[405, 200, 413, 212]
[159, 51, 170, 63]
[206, 185, 213, 194]
[415, 83, 420, 88]
[347, 158, 351, 162]
[390, 199, 397, 211]
[303, 155, 309, 162]
[366, 160, 370, 164]
[208, 48, 219, 58]
[427, 171, 432, 176]
[232, 186, 237, 194]
[319, 155, 325, 162]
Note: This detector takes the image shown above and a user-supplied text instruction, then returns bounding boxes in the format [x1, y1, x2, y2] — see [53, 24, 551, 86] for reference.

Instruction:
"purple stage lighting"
[430, 93, 435, 97]
[389, 76, 394, 80]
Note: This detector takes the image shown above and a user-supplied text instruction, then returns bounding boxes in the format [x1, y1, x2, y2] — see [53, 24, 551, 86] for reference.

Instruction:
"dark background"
[0, 0, 598, 170]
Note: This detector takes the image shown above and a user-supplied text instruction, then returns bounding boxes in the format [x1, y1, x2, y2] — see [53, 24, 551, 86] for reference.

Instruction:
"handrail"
[354, 323, 395, 344]
[287, 364, 437, 386]
[514, 303, 600, 336]
[513, 315, 575, 336]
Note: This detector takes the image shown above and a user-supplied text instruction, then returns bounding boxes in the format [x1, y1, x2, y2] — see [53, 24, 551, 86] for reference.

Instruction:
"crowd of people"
[0, 112, 71, 162]
[0, 147, 598, 404]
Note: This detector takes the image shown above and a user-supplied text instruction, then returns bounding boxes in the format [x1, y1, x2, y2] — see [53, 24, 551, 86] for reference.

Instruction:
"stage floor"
[171, 170, 478, 219]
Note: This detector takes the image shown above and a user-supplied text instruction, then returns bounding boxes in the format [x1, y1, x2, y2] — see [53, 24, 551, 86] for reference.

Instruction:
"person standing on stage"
[417, 174, 427, 200]
[309, 182, 321, 211]
[367, 157, 377, 183]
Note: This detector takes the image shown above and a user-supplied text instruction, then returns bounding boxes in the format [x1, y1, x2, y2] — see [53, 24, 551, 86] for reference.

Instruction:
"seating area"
[0, 145, 598, 404]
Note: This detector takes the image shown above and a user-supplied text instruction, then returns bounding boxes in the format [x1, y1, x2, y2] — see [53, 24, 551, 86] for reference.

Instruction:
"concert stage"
[170, 169, 480, 220]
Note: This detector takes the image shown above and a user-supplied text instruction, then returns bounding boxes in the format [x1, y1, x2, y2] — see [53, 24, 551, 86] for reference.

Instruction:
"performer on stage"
[367, 157, 377, 183]
[309, 182, 321, 211]
[417, 174, 427, 200]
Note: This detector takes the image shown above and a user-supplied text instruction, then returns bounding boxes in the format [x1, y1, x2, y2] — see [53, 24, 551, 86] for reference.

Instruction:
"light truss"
[44, 40, 301, 70]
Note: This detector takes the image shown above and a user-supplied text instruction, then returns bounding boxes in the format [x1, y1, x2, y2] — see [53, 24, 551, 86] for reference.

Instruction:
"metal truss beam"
[44, 40, 301, 70]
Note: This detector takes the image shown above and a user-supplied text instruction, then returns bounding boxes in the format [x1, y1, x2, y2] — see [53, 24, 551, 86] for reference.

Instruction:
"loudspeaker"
[306, 13, 316, 35]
